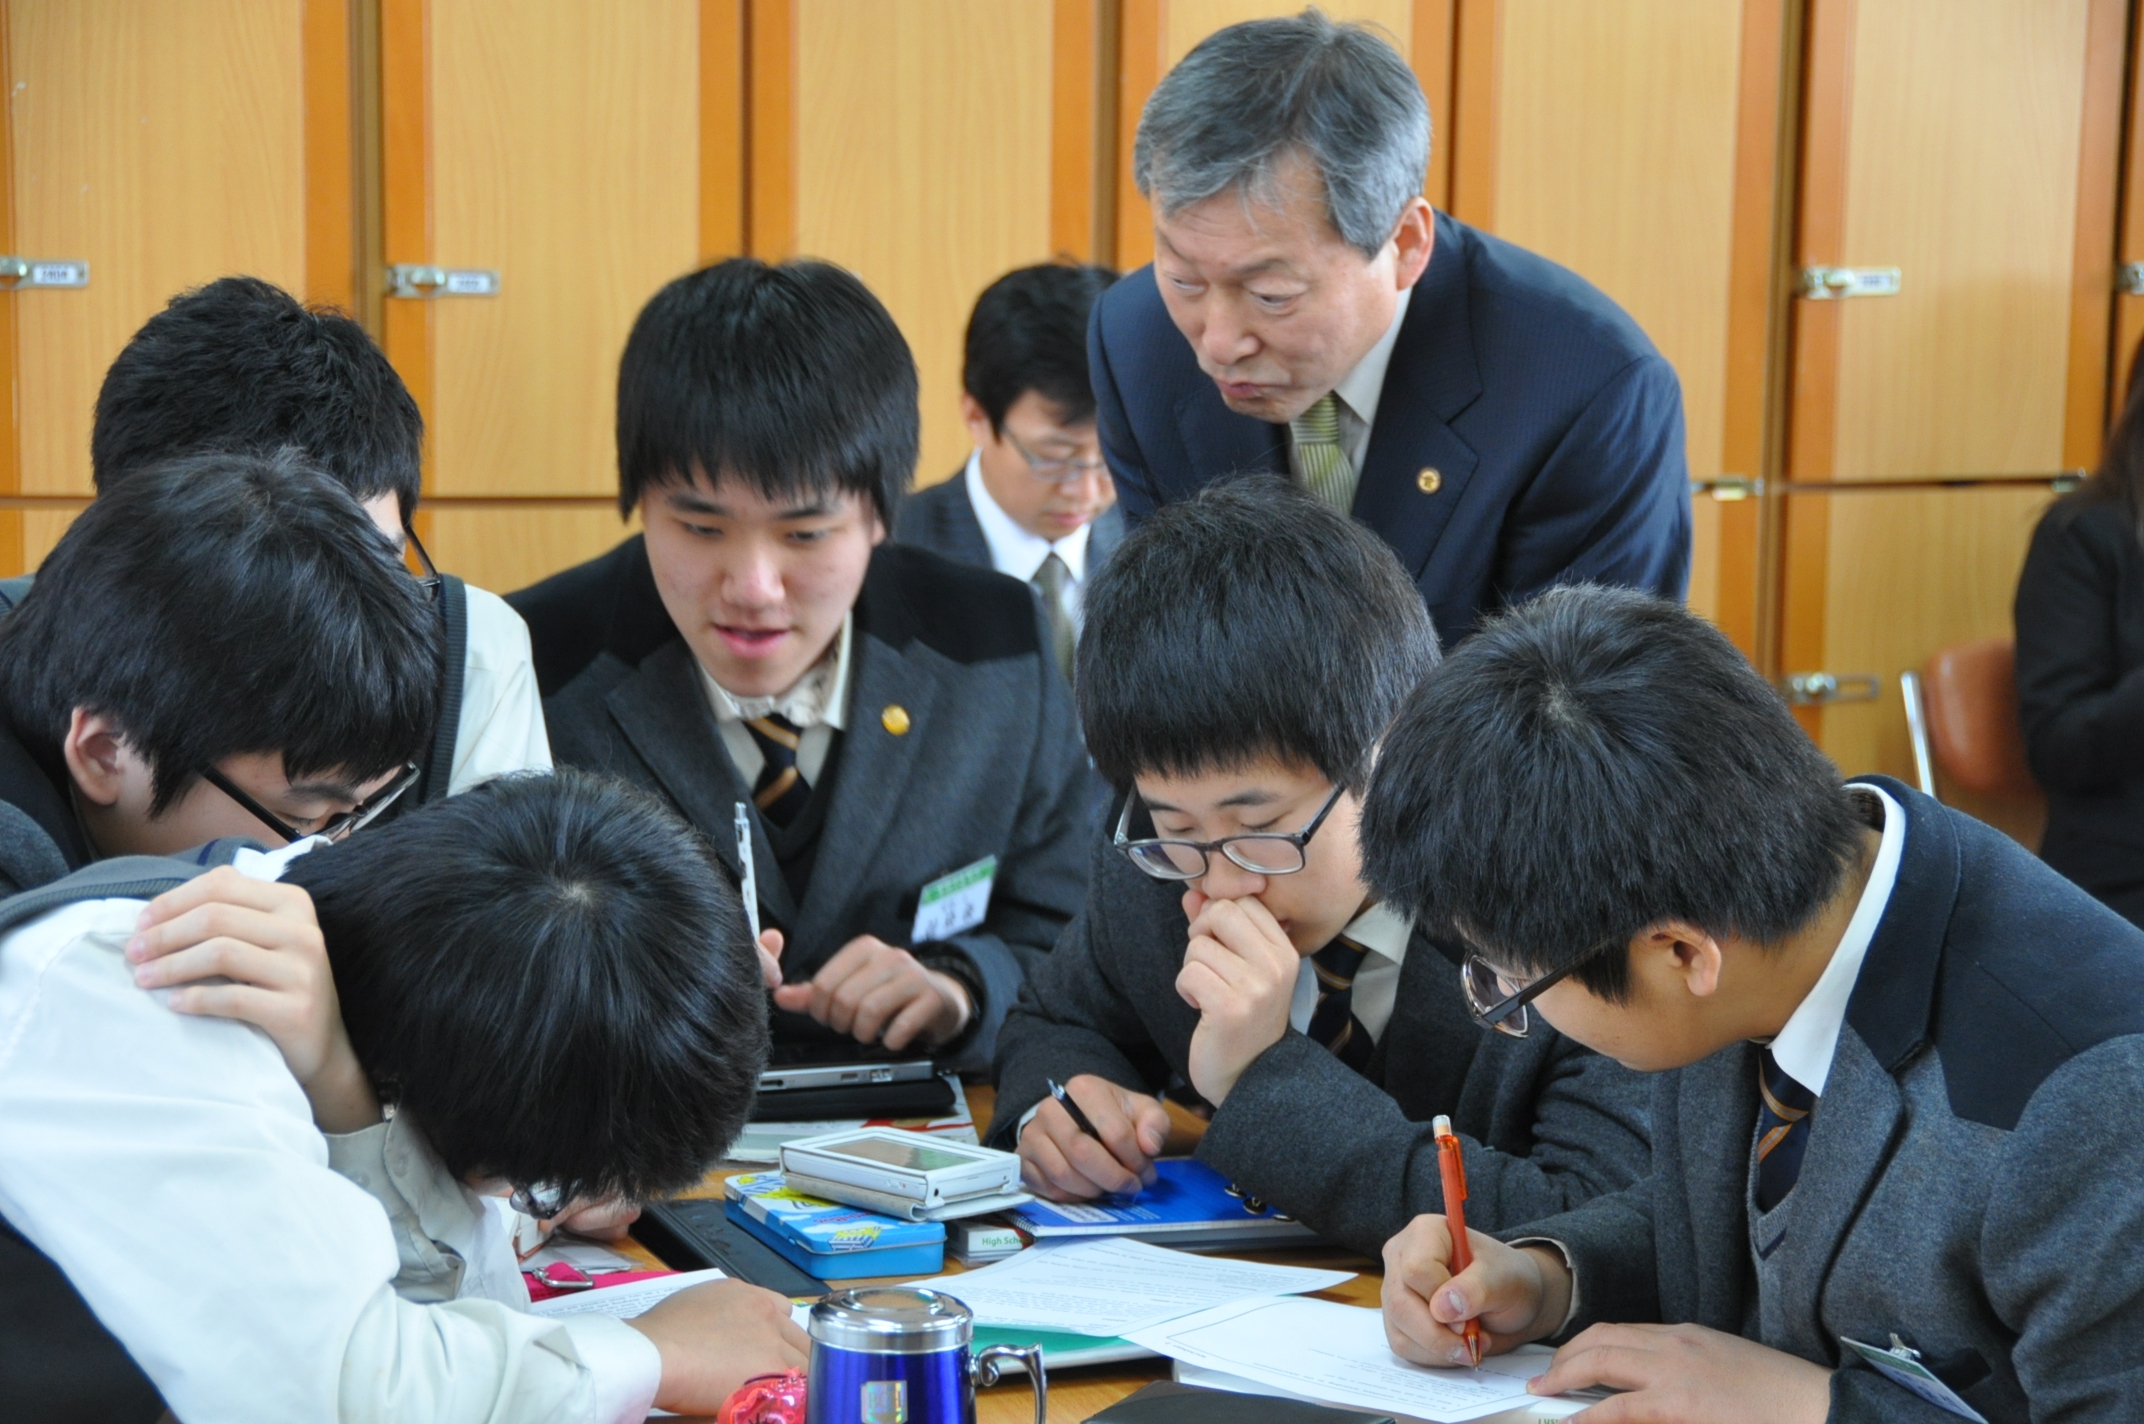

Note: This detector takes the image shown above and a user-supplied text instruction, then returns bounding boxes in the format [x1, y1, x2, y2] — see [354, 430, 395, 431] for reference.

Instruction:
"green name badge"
[911, 855, 997, 943]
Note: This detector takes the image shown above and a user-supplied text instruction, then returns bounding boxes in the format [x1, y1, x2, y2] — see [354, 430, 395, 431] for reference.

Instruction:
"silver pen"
[734, 801, 762, 945]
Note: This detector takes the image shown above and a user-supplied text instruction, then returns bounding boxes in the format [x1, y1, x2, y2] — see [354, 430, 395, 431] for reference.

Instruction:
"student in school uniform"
[518, 259, 1093, 1071]
[895, 262, 1123, 684]
[1370, 585, 2144, 1422]
[989, 480, 1650, 1255]
[0, 764, 800, 1424]
[79, 275, 552, 798]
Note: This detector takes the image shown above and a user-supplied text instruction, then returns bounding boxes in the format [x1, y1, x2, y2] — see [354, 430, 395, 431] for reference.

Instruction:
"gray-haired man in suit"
[519, 260, 1092, 1073]
[896, 263, 1125, 685]
[1368, 585, 2144, 1422]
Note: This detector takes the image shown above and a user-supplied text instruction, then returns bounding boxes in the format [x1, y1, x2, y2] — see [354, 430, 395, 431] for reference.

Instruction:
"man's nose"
[1200, 304, 1260, 368]
[1196, 851, 1267, 902]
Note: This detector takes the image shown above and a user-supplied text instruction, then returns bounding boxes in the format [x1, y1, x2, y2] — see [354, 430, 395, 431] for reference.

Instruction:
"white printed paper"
[1128, 1296, 1588, 1424]
[527, 1267, 728, 1319]
[908, 1236, 1352, 1336]
[911, 856, 996, 942]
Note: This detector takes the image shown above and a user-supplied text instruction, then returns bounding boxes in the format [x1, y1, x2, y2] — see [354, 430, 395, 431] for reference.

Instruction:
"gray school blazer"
[543, 543, 1094, 1074]
[990, 841, 1652, 1255]
[1514, 778, 2144, 1422]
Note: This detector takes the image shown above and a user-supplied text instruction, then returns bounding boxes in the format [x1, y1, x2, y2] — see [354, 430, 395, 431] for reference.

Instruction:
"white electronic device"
[780, 1128, 1022, 1208]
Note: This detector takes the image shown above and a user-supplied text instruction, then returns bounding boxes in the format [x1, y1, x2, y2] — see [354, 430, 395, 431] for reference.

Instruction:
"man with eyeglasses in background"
[896, 263, 1122, 686]
[987, 480, 1650, 1254]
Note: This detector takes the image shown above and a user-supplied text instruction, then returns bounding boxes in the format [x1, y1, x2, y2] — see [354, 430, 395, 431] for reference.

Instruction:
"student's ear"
[1632, 920, 1725, 1001]
[959, 392, 997, 449]
[62, 708, 137, 809]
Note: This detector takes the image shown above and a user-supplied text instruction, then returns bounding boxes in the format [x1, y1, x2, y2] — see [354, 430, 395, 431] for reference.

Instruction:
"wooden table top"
[623, 1081, 1385, 1423]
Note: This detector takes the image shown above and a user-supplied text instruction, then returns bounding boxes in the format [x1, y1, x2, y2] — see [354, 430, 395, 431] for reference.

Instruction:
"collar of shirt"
[1287, 898, 1416, 1042]
[1763, 781, 1905, 1096]
[963, 451, 1093, 584]
[1331, 285, 1412, 439]
[696, 613, 854, 732]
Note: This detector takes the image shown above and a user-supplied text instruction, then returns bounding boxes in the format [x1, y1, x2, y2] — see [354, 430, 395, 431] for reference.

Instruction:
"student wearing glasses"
[987, 480, 1649, 1254]
[896, 263, 1122, 685]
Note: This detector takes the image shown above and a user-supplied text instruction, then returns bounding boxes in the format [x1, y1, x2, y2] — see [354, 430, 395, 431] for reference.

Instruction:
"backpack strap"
[416, 574, 468, 805]
[0, 573, 35, 612]
[0, 840, 258, 938]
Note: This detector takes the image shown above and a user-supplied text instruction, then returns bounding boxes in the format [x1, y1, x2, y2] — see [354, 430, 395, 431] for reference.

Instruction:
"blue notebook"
[1008, 1158, 1318, 1248]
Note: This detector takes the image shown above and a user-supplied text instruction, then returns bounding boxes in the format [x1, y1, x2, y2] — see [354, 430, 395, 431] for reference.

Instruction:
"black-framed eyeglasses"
[1113, 783, 1345, 881]
[404, 524, 444, 599]
[510, 1181, 569, 1219]
[1003, 429, 1109, 484]
[1459, 944, 1612, 1038]
[197, 761, 422, 846]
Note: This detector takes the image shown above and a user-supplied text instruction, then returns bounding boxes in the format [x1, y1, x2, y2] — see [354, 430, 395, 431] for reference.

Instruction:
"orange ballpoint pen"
[1434, 1114, 1484, 1367]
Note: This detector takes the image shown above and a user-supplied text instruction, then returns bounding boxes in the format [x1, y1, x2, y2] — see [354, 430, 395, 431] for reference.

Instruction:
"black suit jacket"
[893, 471, 1126, 575]
[535, 539, 1094, 1072]
[2014, 495, 2144, 916]
[990, 842, 1652, 1254]
[1089, 210, 1692, 644]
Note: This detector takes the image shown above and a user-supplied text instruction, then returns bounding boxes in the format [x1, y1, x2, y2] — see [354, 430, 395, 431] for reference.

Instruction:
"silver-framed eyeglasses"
[1003, 428, 1109, 484]
[510, 1181, 570, 1219]
[1460, 948, 1605, 1039]
[1113, 783, 1345, 881]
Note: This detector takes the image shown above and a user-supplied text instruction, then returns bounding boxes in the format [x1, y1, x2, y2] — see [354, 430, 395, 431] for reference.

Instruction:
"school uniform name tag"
[1841, 1337, 1987, 1423]
[911, 856, 996, 943]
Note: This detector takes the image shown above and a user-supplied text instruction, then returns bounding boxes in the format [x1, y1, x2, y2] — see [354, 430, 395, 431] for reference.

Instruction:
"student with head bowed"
[988, 479, 1650, 1253]
[514, 258, 1093, 1072]
[896, 261, 1122, 685]
[1090, 10, 1691, 643]
[1368, 585, 2144, 1423]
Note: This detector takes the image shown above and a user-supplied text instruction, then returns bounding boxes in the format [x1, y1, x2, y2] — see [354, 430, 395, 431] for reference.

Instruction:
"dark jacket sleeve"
[1088, 293, 1162, 525]
[987, 845, 1173, 1146]
[1495, 354, 1692, 606]
[919, 609, 1095, 1075]
[1199, 1028, 1652, 1255]
[2014, 504, 2144, 794]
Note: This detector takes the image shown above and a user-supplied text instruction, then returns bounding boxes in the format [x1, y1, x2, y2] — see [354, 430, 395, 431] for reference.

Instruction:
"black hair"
[1078, 477, 1439, 792]
[284, 770, 770, 1202]
[2067, 334, 2144, 541]
[1359, 585, 1869, 1002]
[962, 263, 1118, 431]
[91, 277, 425, 522]
[0, 450, 439, 813]
[616, 258, 918, 528]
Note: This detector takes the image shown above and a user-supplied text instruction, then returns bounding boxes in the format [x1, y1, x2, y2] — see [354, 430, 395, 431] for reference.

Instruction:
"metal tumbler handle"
[971, 1343, 1047, 1424]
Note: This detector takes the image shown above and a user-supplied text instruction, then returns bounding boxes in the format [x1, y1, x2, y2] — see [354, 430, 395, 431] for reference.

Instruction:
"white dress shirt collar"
[1287, 899, 1415, 1043]
[962, 452, 1093, 585]
[1331, 286, 1412, 431]
[1764, 782, 1905, 1096]
[697, 613, 853, 732]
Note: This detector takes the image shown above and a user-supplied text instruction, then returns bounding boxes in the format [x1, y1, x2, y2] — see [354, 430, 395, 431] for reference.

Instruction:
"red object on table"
[522, 1265, 677, 1302]
[719, 1369, 809, 1424]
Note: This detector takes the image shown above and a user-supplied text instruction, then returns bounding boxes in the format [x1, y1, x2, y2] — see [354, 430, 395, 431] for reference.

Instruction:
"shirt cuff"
[557, 1314, 663, 1424]
[1013, 1101, 1045, 1142]
[1506, 1236, 1582, 1339]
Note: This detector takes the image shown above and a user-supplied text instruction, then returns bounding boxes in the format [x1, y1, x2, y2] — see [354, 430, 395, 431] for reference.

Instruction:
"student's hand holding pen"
[1382, 1214, 1567, 1366]
[1016, 1073, 1170, 1201]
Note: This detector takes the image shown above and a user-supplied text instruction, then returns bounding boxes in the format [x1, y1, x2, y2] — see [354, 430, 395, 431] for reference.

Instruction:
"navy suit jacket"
[1089, 210, 1692, 643]
[893, 470, 1125, 574]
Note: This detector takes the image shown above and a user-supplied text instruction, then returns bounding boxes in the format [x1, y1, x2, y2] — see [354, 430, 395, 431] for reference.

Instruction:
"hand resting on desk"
[767, 930, 972, 1052]
[625, 1277, 810, 1415]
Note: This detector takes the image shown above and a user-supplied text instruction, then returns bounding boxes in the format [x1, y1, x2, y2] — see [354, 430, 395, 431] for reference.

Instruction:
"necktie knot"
[1289, 393, 1356, 512]
[1754, 1047, 1817, 1212]
[1306, 932, 1375, 1072]
[745, 714, 812, 827]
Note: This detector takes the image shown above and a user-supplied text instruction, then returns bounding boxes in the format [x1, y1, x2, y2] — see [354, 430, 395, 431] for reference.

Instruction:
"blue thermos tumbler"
[805, 1286, 1045, 1424]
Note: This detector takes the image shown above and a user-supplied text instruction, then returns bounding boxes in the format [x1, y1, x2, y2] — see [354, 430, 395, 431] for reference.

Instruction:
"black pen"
[1046, 1077, 1103, 1141]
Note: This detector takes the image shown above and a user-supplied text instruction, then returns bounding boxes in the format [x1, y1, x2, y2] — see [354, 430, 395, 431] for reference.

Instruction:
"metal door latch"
[0, 258, 87, 289]
[1798, 266, 1901, 300]
[386, 264, 500, 299]
[1778, 672, 1881, 706]
[2119, 263, 2144, 296]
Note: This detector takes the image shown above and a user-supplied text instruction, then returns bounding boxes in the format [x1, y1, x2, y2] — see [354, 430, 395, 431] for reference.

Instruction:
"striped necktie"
[1031, 552, 1077, 684]
[1289, 393, 1356, 512]
[743, 714, 812, 828]
[1305, 933, 1376, 1073]
[1754, 1047, 1816, 1212]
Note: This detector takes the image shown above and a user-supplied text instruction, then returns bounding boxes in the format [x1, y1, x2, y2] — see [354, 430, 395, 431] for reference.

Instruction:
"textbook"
[723, 1170, 946, 1279]
[1007, 1158, 1319, 1249]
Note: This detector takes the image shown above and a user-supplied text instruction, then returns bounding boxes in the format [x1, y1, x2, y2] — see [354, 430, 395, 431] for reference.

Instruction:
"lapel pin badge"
[1416, 467, 1443, 495]
[880, 704, 911, 736]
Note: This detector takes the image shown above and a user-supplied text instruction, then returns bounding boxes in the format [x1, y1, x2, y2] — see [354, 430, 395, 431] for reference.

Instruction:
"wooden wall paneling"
[1782, 0, 2098, 799]
[1485, 0, 1750, 634]
[9, 1, 309, 570]
[1412, 0, 1456, 212]
[788, 0, 1056, 487]
[379, 0, 433, 552]
[1052, 0, 1119, 263]
[423, 502, 641, 597]
[0, 1, 18, 578]
[1447, 0, 1497, 229]
[748, 0, 796, 260]
[2115, 0, 2144, 404]
[2066, 0, 2128, 465]
[703, 0, 747, 262]
[304, 0, 357, 311]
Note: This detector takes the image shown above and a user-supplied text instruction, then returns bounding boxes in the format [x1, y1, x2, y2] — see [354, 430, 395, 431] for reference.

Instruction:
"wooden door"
[0, 0, 352, 577]
[1777, 0, 2125, 843]
[380, 0, 706, 594]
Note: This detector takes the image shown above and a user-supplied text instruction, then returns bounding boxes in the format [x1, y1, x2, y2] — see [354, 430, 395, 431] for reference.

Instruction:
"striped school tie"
[1305, 933, 1376, 1073]
[743, 714, 812, 828]
[1754, 1047, 1816, 1212]
[1289, 393, 1357, 512]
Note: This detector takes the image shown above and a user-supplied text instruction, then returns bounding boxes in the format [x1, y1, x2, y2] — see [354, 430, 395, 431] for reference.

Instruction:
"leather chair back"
[1923, 638, 2041, 799]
